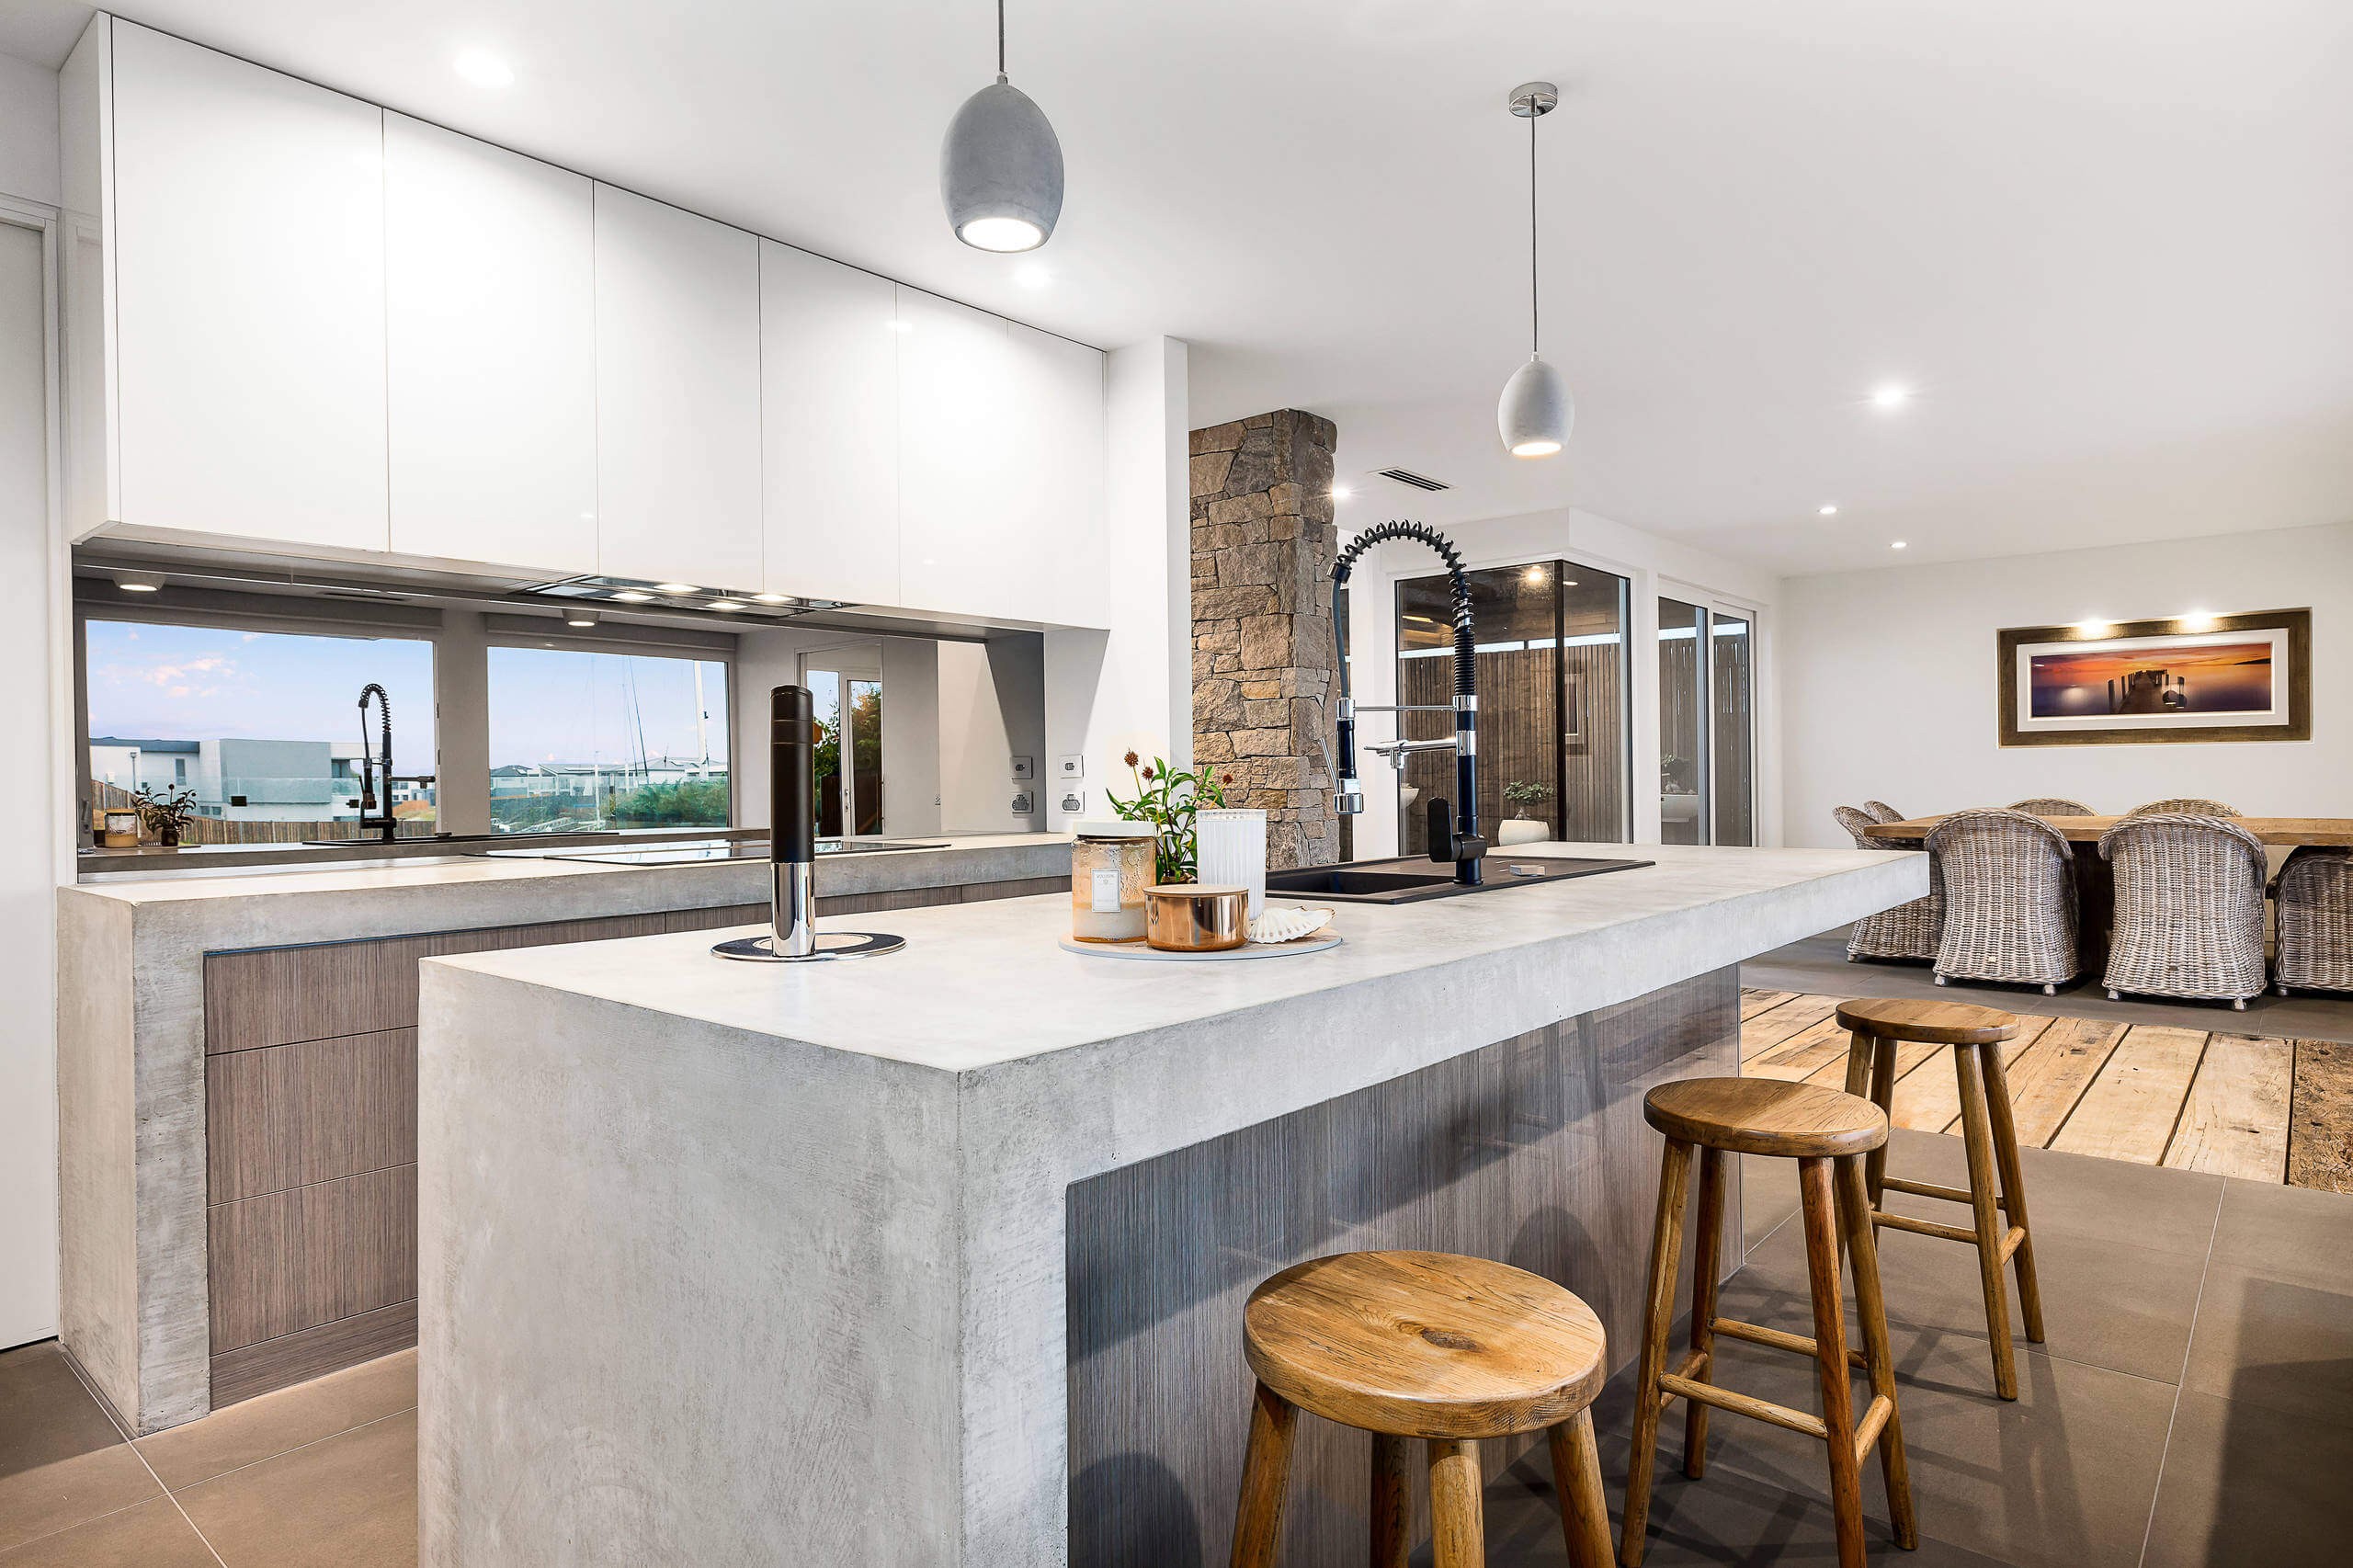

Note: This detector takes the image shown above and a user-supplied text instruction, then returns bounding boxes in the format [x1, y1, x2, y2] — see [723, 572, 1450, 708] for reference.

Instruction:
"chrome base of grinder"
[711, 930, 905, 962]
[712, 859, 903, 962]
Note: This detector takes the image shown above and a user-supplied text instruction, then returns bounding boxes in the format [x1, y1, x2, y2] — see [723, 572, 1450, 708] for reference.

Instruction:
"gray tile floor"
[1745, 928, 2353, 1046]
[1478, 1129, 2353, 1566]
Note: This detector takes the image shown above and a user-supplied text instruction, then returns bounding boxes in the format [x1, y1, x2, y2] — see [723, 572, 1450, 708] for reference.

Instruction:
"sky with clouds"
[85, 621, 728, 777]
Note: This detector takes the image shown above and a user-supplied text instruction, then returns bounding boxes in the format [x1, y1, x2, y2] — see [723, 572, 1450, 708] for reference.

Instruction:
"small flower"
[1222, 771, 1235, 785]
[1142, 763, 1157, 780]
[1123, 749, 1139, 768]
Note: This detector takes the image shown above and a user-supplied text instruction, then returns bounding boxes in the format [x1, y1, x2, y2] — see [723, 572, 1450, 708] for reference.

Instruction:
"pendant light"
[941, 0, 1064, 252]
[1497, 81, 1571, 459]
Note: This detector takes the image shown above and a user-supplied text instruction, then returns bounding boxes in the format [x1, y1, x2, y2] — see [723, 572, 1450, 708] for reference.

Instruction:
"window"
[83, 620, 437, 841]
[1656, 598, 1758, 846]
[1395, 559, 1632, 851]
[487, 646, 729, 833]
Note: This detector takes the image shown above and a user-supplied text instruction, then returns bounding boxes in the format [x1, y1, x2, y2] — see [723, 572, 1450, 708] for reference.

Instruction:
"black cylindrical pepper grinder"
[712, 685, 904, 962]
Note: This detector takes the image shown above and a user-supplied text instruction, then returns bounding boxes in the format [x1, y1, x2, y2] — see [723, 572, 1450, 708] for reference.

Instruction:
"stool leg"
[1864, 1037, 1901, 1210]
[1841, 1028, 1876, 1098]
[1799, 1156, 1867, 1568]
[1837, 1154, 1918, 1551]
[1952, 1046, 2019, 1399]
[1980, 1041, 2046, 1344]
[1230, 1380, 1298, 1568]
[1620, 1137, 1693, 1568]
[1427, 1437, 1484, 1568]
[1370, 1432, 1411, 1568]
[1549, 1409, 1615, 1568]
[1683, 1146, 1726, 1479]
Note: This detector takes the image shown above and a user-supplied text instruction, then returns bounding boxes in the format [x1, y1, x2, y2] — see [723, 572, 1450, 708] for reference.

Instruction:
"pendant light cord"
[1528, 101, 1540, 358]
[997, 0, 1007, 78]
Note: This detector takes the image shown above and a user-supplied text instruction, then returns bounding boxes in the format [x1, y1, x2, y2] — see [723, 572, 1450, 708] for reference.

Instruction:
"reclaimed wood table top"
[1863, 815, 2353, 846]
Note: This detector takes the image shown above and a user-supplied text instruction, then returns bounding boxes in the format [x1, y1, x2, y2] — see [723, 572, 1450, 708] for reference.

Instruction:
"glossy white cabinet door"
[108, 21, 388, 551]
[593, 184, 763, 590]
[385, 115, 596, 575]
[895, 287, 1039, 621]
[1006, 323, 1108, 628]
[759, 243, 898, 605]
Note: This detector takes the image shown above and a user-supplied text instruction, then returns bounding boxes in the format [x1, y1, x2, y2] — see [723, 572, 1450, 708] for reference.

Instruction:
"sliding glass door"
[801, 649, 884, 836]
[1655, 597, 1757, 846]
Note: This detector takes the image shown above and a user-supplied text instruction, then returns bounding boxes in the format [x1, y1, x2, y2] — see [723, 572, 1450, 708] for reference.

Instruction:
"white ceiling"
[7, 1, 2350, 577]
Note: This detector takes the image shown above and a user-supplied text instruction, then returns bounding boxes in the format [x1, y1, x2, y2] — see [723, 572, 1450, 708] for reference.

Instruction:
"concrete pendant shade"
[1497, 355, 1573, 457]
[941, 76, 1064, 251]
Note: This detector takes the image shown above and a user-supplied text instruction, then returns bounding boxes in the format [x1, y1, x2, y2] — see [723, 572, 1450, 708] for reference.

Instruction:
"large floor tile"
[1877, 1129, 2223, 1257]
[1743, 1153, 1802, 1249]
[1719, 1199, 2209, 1389]
[2140, 1388, 2353, 1568]
[0, 1494, 217, 1568]
[176, 1409, 415, 1568]
[2177, 1264, 2353, 1433]
[136, 1350, 415, 1492]
[2206, 1176, 2353, 1293]
[0, 1345, 161, 1553]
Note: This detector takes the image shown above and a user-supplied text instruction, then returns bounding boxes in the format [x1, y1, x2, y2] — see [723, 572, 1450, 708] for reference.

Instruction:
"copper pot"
[1143, 883, 1248, 952]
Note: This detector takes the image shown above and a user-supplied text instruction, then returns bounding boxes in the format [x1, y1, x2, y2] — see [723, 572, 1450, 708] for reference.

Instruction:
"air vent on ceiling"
[1375, 467, 1450, 493]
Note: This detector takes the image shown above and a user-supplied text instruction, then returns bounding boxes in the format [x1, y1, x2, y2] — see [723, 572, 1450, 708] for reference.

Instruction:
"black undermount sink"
[1264, 855, 1652, 904]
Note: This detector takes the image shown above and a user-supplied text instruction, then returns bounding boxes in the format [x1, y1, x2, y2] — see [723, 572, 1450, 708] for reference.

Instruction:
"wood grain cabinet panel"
[208, 1164, 416, 1356]
[206, 1028, 416, 1205]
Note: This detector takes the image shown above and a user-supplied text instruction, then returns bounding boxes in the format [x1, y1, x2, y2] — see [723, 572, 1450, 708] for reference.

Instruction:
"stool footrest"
[1880, 1175, 2005, 1210]
[1711, 1316, 1868, 1369]
[1656, 1373, 1828, 1441]
[1654, 1346, 1713, 1411]
[1852, 1394, 1895, 1465]
[1871, 1210, 1982, 1245]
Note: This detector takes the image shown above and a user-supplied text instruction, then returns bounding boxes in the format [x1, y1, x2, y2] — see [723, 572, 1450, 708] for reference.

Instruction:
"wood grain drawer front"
[206, 1028, 416, 1205]
[208, 1164, 417, 1355]
[207, 936, 439, 1054]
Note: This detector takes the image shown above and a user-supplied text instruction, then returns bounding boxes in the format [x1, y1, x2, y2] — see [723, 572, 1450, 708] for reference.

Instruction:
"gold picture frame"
[1996, 608, 2311, 747]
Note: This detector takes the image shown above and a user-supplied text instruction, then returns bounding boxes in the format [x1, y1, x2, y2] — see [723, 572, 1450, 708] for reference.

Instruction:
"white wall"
[1780, 521, 2352, 847]
[1, 210, 60, 1347]
[1345, 503, 1782, 858]
[1042, 336, 1188, 826]
[0, 53, 61, 209]
[939, 637, 1047, 833]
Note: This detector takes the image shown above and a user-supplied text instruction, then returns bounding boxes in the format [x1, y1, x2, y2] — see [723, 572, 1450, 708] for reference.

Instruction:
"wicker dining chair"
[2097, 814, 2268, 1008]
[1925, 809, 2078, 994]
[1834, 805, 1939, 961]
[1860, 800, 1904, 824]
[2006, 797, 2097, 818]
[2124, 797, 2242, 818]
[2273, 846, 2353, 996]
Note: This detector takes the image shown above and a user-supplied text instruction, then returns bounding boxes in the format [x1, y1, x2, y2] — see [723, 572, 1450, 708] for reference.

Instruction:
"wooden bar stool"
[1623, 1078, 1915, 1568]
[1229, 1250, 1614, 1568]
[1836, 997, 2043, 1400]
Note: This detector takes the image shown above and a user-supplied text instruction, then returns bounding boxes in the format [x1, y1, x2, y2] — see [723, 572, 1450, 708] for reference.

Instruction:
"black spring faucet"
[1331, 520, 1485, 886]
[356, 683, 395, 844]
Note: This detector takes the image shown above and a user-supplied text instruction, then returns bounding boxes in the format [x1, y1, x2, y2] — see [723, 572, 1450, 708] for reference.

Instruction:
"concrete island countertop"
[415, 843, 1926, 1568]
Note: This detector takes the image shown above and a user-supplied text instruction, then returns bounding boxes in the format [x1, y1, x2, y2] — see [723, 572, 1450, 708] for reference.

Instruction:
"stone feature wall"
[1189, 410, 1340, 869]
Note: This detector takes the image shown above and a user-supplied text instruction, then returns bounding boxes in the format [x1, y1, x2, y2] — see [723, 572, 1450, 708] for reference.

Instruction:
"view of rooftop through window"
[84, 620, 438, 842]
[487, 646, 730, 832]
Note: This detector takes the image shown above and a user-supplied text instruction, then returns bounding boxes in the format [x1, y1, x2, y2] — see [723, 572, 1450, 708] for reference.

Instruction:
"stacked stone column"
[1188, 409, 1339, 869]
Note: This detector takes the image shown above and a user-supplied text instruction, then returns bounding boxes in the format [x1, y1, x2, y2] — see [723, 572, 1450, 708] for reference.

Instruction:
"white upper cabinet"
[759, 243, 899, 606]
[384, 115, 597, 575]
[593, 184, 764, 590]
[108, 20, 390, 551]
[1006, 323, 1107, 626]
[895, 288, 1040, 623]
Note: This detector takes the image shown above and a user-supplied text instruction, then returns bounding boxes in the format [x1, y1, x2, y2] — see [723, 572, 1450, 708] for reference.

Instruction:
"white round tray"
[1057, 933, 1342, 962]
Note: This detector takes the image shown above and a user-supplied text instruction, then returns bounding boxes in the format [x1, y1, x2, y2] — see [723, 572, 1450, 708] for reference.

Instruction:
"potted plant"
[1107, 751, 1234, 883]
[133, 783, 199, 848]
[1500, 780, 1553, 846]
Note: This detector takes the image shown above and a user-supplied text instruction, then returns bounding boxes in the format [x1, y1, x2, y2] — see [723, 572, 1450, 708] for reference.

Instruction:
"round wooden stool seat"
[1835, 996, 2018, 1045]
[1242, 1251, 1605, 1440]
[1643, 1077, 1887, 1158]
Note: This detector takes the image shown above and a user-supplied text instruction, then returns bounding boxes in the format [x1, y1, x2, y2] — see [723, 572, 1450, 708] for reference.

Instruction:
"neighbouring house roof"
[90, 736, 201, 753]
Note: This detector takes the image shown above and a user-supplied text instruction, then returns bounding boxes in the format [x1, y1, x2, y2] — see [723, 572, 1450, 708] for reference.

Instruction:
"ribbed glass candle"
[1195, 808, 1267, 919]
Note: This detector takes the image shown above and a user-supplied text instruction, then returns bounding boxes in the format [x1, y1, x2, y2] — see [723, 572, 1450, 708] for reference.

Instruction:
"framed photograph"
[1996, 608, 2310, 747]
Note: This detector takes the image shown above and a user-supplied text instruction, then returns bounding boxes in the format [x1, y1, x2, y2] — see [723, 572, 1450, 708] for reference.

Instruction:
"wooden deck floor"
[1740, 987, 2353, 1191]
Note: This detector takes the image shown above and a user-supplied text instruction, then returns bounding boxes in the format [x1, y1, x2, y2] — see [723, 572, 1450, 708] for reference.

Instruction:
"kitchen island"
[53, 834, 1069, 1435]
[415, 843, 1923, 1568]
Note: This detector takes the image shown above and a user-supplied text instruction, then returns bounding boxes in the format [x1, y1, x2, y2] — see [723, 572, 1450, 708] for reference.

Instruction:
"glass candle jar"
[1071, 820, 1156, 942]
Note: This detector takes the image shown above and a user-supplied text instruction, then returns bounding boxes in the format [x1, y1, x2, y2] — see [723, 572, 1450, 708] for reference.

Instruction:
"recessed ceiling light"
[1870, 384, 1911, 410]
[609, 590, 654, 603]
[1818, 504, 1838, 517]
[751, 593, 790, 604]
[564, 608, 599, 629]
[651, 584, 699, 596]
[115, 571, 164, 592]
[1522, 564, 1550, 585]
[1330, 485, 1352, 500]
[452, 50, 514, 89]
[709, 599, 745, 611]
[1890, 540, 1908, 551]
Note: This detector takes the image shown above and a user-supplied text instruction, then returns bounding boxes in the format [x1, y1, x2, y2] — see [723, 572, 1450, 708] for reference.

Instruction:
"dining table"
[1859, 815, 2353, 967]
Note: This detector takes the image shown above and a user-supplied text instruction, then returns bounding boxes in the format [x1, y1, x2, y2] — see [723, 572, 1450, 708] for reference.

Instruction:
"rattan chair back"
[2006, 797, 2096, 818]
[2124, 797, 2241, 818]
[2277, 846, 2353, 995]
[2096, 813, 2268, 1004]
[1835, 805, 1939, 961]
[1861, 800, 1904, 824]
[1924, 808, 2078, 990]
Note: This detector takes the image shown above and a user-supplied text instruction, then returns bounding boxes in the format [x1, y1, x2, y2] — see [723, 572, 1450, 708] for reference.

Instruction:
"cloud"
[97, 653, 240, 690]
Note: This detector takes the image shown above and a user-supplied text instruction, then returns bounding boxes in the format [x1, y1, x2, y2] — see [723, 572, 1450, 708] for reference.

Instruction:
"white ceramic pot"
[1499, 818, 1550, 846]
